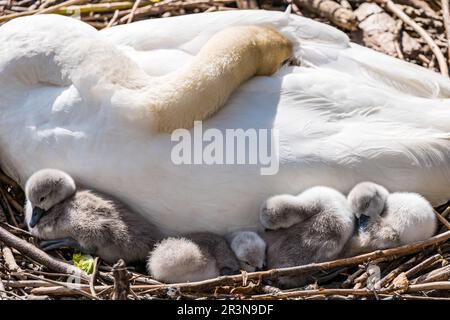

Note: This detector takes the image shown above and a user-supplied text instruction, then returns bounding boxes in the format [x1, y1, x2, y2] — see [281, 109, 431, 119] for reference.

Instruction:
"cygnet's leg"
[40, 238, 96, 254]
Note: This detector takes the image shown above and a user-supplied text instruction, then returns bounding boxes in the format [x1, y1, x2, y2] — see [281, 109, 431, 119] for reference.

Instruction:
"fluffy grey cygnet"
[228, 231, 266, 272]
[260, 186, 355, 287]
[344, 182, 437, 256]
[24, 168, 163, 264]
[147, 232, 239, 283]
[147, 231, 266, 283]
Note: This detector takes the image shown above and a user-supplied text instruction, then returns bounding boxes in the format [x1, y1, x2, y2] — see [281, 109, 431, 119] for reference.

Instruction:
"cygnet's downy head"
[25, 169, 76, 228]
[347, 182, 389, 219]
[230, 231, 266, 272]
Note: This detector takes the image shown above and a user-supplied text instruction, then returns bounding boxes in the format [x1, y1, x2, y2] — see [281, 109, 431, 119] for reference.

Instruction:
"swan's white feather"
[1, 11, 450, 234]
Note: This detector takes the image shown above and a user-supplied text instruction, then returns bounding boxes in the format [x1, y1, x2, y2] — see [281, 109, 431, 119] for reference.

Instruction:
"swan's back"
[1, 11, 450, 234]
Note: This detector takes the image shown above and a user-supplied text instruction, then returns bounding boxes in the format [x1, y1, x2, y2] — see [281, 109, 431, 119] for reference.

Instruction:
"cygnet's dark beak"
[29, 207, 45, 228]
[358, 214, 371, 230]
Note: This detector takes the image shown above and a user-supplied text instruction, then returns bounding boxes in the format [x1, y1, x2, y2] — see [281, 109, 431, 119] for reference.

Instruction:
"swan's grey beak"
[29, 207, 45, 228]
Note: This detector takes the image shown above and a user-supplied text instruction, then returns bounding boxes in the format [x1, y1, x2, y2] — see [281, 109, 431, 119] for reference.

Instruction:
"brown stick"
[124, 231, 450, 294]
[2, 191, 22, 214]
[342, 267, 365, 288]
[405, 254, 442, 279]
[111, 259, 130, 300]
[397, 294, 450, 301]
[441, 205, 450, 219]
[24, 273, 100, 300]
[375, 0, 449, 76]
[118, 0, 235, 22]
[0, 205, 6, 224]
[89, 257, 100, 298]
[252, 281, 450, 299]
[4, 280, 54, 288]
[442, 0, 450, 65]
[413, 265, 450, 284]
[0, 172, 19, 188]
[0, 0, 87, 23]
[1, 245, 23, 275]
[126, 0, 142, 23]
[293, 0, 357, 30]
[0, 278, 6, 300]
[435, 210, 450, 230]
[0, 225, 89, 281]
[396, 0, 439, 18]
[377, 255, 421, 288]
[0, 190, 19, 228]
[252, 287, 396, 299]
[31, 285, 111, 296]
[105, 9, 120, 28]
[407, 281, 450, 293]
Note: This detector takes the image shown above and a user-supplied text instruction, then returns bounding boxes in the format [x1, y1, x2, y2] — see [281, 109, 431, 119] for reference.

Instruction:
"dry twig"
[375, 0, 449, 76]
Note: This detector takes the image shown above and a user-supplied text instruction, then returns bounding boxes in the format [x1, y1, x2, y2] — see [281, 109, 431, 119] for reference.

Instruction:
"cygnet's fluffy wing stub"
[147, 237, 219, 283]
[261, 186, 352, 230]
[70, 190, 163, 263]
[263, 187, 355, 269]
[383, 193, 437, 244]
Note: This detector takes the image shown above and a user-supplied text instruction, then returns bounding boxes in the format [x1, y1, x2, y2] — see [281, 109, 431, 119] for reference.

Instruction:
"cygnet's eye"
[39, 196, 46, 202]
[362, 200, 370, 210]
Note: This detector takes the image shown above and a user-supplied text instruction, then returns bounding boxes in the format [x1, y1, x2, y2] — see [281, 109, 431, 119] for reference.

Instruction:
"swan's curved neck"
[147, 26, 293, 132]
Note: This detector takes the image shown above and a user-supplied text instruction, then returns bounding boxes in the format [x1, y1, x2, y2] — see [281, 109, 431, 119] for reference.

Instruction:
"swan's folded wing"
[100, 9, 348, 54]
[323, 44, 450, 98]
[103, 10, 450, 99]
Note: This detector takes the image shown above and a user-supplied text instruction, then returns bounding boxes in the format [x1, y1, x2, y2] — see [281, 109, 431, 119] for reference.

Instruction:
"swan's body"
[345, 182, 437, 256]
[24, 169, 163, 264]
[2, 11, 450, 235]
[260, 187, 355, 286]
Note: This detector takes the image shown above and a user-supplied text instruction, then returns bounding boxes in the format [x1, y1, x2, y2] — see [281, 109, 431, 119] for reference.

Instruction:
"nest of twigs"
[1, 169, 450, 301]
[1, 0, 450, 300]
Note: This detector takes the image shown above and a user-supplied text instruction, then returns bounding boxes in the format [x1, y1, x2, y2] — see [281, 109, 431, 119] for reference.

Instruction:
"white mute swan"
[1, 10, 450, 235]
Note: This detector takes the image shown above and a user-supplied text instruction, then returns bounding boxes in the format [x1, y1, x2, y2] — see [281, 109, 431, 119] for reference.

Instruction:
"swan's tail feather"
[335, 45, 450, 99]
